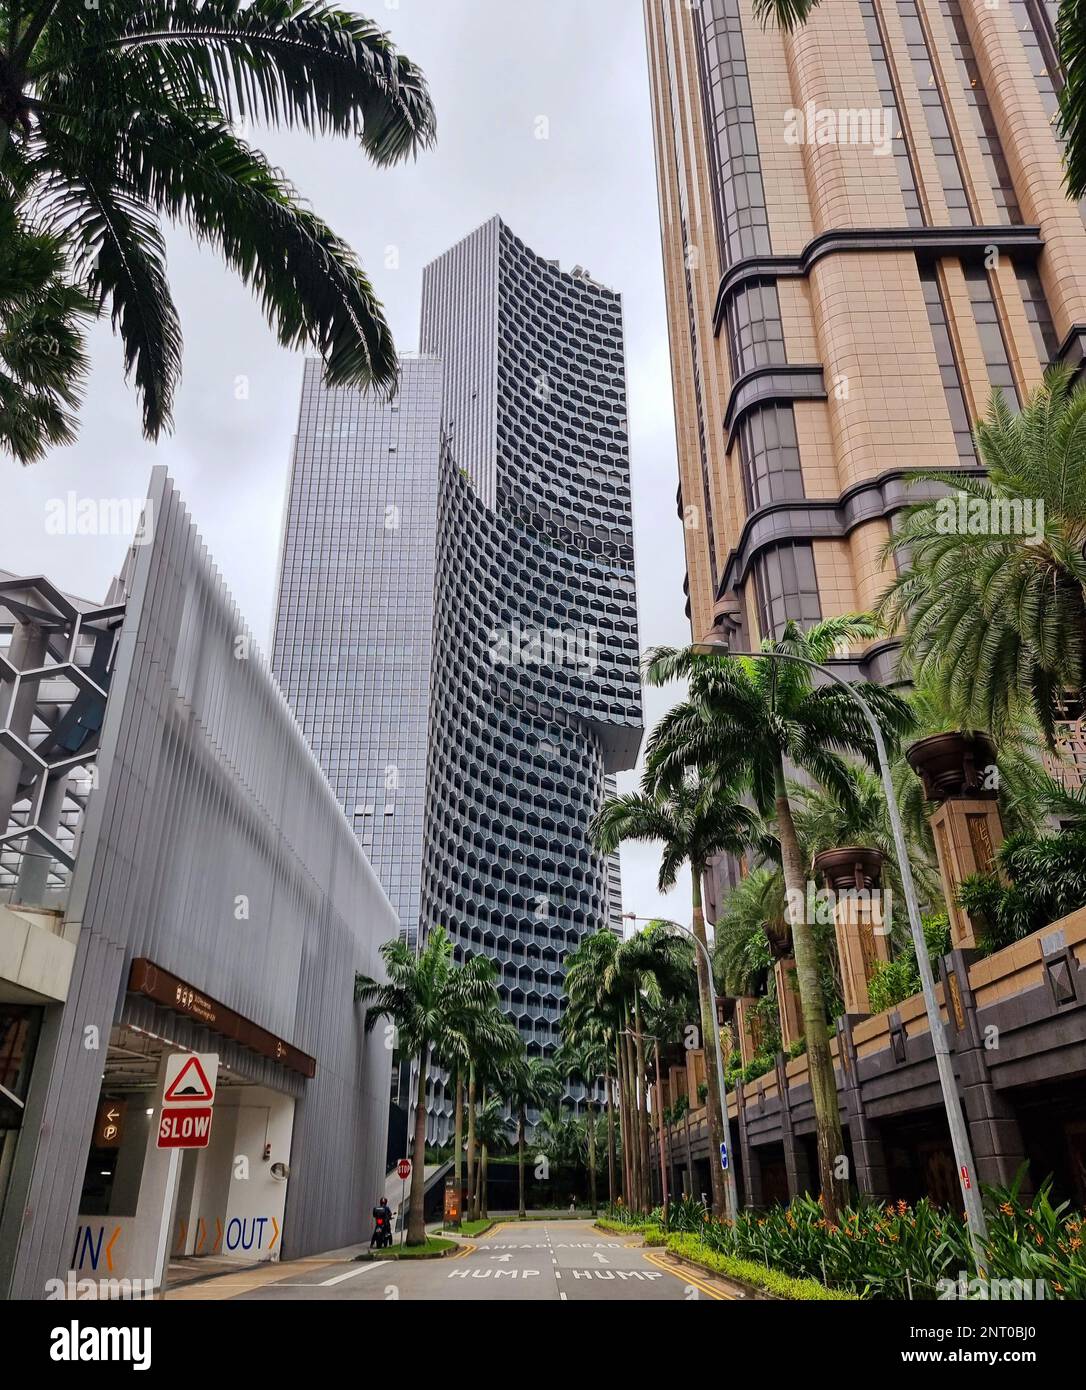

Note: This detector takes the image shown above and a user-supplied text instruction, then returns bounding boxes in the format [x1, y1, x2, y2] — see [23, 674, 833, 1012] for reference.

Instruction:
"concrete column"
[835, 899, 892, 1016]
[733, 996, 763, 1067]
[930, 799, 1005, 950]
[776, 1055, 814, 1199]
[0, 619, 47, 832]
[836, 1014, 891, 1202]
[735, 1082, 762, 1209]
[14, 771, 68, 905]
[940, 950, 1031, 1194]
[774, 958, 804, 1050]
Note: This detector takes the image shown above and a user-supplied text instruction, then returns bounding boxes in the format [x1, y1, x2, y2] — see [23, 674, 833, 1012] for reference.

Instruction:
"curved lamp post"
[623, 911, 739, 1221]
[689, 629, 989, 1264]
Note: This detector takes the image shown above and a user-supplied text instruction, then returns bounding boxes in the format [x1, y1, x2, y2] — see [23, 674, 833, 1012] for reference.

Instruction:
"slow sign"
[157, 1052, 219, 1150]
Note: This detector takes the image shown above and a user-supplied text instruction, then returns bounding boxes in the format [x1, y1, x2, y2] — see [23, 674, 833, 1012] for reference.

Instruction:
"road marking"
[450, 1241, 477, 1260]
[641, 1251, 730, 1301]
[321, 1261, 389, 1286]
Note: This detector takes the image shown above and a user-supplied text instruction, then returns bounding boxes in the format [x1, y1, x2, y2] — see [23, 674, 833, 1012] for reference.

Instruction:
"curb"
[354, 1239, 466, 1263]
[658, 1248, 781, 1300]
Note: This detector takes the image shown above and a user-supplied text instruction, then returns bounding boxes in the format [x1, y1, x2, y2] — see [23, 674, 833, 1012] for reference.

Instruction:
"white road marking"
[320, 1261, 389, 1286]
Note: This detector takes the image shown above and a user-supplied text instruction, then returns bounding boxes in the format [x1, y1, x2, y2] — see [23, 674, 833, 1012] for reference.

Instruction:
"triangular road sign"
[164, 1053, 217, 1103]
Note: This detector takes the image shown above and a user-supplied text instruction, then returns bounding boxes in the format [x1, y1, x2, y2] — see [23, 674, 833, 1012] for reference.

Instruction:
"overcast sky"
[0, 0, 692, 928]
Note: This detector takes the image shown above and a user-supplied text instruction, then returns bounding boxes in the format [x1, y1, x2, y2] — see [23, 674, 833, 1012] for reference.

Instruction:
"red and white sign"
[158, 1052, 219, 1149]
[163, 1052, 218, 1103]
[397, 1158, 411, 1181]
[158, 1108, 214, 1148]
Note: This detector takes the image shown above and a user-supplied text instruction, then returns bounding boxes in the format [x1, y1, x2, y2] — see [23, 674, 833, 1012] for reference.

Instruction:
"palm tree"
[563, 929, 624, 1206]
[433, 954, 506, 1231]
[607, 925, 697, 1214]
[713, 866, 782, 998]
[505, 1055, 561, 1219]
[354, 927, 496, 1246]
[465, 1016, 520, 1221]
[0, 0, 436, 462]
[0, 199, 93, 462]
[791, 763, 942, 915]
[591, 773, 765, 1219]
[644, 615, 915, 1223]
[559, 1037, 609, 1215]
[880, 370, 1086, 747]
[472, 1094, 509, 1221]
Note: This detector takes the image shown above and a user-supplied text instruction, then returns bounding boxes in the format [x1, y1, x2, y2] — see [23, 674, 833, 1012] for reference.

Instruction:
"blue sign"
[719, 1141, 729, 1171]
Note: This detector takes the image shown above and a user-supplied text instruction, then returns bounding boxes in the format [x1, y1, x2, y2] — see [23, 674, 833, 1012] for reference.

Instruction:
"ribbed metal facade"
[0, 469, 394, 1298]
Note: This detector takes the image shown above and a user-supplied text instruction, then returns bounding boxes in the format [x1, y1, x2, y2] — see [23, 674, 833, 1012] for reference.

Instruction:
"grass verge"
[594, 1221, 854, 1300]
[356, 1236, 457, 1261]
[650, 1231, 860, 1301]
[443, 1219, 494, 1237]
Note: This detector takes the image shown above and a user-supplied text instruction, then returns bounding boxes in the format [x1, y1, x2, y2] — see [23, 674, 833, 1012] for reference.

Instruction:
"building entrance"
[70, 1025, 294, 1295]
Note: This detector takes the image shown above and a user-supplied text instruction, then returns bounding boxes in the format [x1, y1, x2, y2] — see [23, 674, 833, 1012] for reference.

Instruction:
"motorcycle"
[371, 1210, 393, 1249]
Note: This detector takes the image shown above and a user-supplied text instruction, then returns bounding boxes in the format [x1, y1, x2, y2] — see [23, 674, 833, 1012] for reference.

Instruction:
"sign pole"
[400, 1176, 406, 1247]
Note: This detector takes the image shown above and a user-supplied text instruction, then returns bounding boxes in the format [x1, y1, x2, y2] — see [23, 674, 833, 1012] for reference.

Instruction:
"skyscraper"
[419, 219, 642, 1125]
[273, 219, 642, 1133]
[643, 0, 1086, 910]
[272, 356, 444, 951]
[644, 0, 1086, 650]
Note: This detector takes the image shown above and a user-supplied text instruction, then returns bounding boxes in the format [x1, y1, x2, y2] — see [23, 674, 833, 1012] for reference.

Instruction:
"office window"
[752, 543, 822, 640]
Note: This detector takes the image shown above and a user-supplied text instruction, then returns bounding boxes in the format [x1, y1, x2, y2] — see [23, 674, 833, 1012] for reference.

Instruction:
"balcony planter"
[762, 913, 792, 961]
[813, 845, 885, 892]
[906, 731, 997, 803]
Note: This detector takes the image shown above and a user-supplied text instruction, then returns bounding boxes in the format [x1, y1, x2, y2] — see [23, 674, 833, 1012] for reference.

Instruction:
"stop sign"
[397, 1158, 411, 1181]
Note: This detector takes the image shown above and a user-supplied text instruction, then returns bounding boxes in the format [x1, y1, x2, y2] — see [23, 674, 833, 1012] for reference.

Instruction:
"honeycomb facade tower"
[419, 218, 643, 1126]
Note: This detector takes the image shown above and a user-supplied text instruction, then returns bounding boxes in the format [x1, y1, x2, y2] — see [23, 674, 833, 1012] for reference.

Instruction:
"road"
[195, 1221, 732, 1302]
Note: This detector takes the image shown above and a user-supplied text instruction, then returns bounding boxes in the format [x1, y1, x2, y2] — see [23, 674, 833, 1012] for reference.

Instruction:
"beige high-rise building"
[644, 0, 1086, 666]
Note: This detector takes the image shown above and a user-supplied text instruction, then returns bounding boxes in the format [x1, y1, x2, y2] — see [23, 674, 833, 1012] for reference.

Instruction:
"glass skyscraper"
[272, 355, 444, 951]
[273, 218, 643, 1136]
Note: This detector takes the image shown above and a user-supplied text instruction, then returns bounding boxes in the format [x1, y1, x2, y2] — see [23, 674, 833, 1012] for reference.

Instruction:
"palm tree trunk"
[587, 1100, 598, 1215]
[472, 1085, 486, 1221]
[605, 1066, 617, 1206]
[683, 1107, 695, 1200]
[691, 866, 728, 1220]
[518, 1103, 527, 1218]
[632, 993, 652, 1210]
[12, 1, 64, 70]
[481, 1144, 489, 1219]
[466, 1061, 477, 1221]
[615, 1037, 632, 1206]
[775, 757, 847, 1224]
[621, 1009, 642, 1210]
[407, 1042, 430, 1245]
[452, 1067, 464, 1229]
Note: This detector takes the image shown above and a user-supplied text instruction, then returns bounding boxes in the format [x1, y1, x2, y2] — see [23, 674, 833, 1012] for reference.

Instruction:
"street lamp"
[688, 627, 989, 1263]
[623, 911, 739, 1222]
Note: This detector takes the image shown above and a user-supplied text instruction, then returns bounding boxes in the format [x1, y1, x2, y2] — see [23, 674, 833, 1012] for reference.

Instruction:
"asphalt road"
[227, 1221, 731, 1301]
